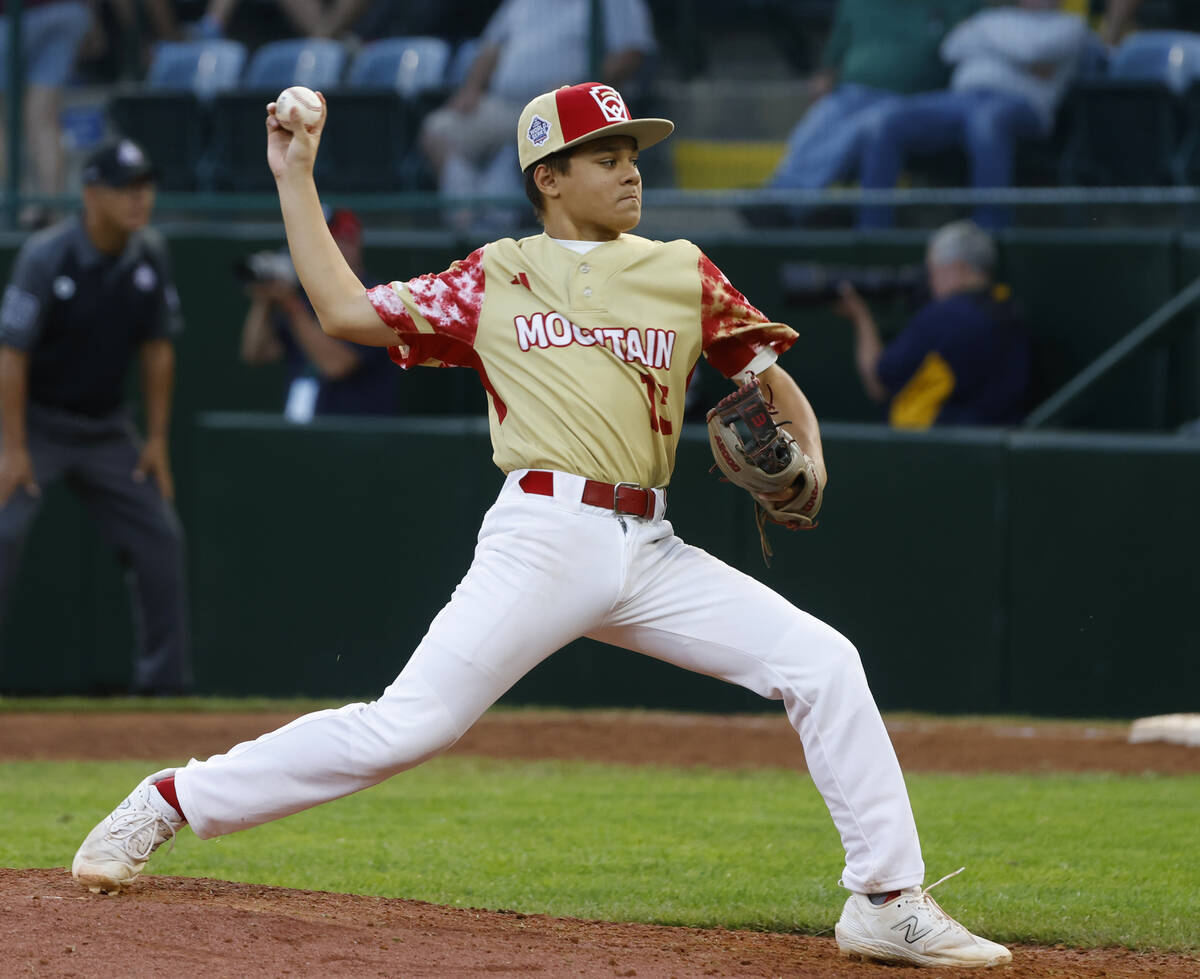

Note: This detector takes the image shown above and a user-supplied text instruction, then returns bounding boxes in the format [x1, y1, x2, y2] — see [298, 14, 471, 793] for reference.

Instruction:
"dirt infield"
[1, 709, 1197, 978]
[3, 708, 1199, 773]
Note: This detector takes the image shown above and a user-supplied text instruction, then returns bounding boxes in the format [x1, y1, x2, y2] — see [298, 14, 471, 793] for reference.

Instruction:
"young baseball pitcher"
[72, 82, 1012, 969]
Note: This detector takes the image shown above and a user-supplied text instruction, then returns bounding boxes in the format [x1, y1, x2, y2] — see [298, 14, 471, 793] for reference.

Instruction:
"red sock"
[153, 777, 187, 822]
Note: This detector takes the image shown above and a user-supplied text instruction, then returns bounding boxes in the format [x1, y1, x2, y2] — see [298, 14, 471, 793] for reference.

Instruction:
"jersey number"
[638, 372, 672, 436]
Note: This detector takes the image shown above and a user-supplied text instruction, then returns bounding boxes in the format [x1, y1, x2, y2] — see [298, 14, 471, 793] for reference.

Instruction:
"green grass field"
[2, 755, 1197, 952]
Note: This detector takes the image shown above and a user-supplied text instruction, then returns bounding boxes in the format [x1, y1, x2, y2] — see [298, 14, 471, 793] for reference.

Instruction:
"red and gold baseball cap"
[517, 82, 674, 171]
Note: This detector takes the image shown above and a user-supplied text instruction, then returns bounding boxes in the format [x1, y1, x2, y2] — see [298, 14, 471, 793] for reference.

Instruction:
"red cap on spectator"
[326, 208, 362, 243]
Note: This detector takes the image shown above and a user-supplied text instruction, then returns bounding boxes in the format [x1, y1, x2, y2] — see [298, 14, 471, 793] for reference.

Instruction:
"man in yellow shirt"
[71, 82, 1011, 970]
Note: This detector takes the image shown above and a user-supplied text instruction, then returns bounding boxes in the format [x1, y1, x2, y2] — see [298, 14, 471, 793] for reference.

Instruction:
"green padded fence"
[1004, 431, 1200, 717]
[2, 230, 1199, 715]
[999, 230, 1181, 430]
[5, 412, 1197, 719]
[187, 418, 1200, 717]
[757, 425, 1012, 714]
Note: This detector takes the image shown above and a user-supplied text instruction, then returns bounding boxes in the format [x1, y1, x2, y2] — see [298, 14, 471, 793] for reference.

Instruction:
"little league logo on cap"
[589, 85, 630, 123]
[527, 114, 552, 148]
[517, 82, 674, 171]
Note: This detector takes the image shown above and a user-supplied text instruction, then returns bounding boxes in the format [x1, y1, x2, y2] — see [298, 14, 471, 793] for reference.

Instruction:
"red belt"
[518, 470, 660, 519]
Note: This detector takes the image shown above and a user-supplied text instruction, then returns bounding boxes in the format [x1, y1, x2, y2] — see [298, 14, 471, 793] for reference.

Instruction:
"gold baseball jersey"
[368, 233, 797, 487]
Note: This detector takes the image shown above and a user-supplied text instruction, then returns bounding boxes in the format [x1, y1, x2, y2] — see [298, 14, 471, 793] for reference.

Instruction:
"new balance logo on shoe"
[834, 869, 1013, 968]
[891, 914, 934, 944]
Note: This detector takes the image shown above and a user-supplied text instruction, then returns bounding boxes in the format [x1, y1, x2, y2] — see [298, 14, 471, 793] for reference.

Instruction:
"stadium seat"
[355, 34, 482, 190]
[107, 40, 248, 191]
[316, 38, 453, 193]
[1175, 82, 1200, 184]
[144, 39, 248, 97]
[346, 37, 452, 98]
[1057, 79, 1183, 185]
[1111, 30, 1200, 93]
[1057, 33, 1200, 187]
[208, 39, 349, 191]
[243, 38, 348, 91]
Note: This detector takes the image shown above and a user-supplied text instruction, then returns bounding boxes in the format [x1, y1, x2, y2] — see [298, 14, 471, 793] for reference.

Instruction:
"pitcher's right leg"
[73, 483, 625, 889]
[176, 489, 623, 838]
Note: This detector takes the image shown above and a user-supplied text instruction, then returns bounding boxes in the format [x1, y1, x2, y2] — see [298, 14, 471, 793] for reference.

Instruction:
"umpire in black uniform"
[0, 138, 191, 694]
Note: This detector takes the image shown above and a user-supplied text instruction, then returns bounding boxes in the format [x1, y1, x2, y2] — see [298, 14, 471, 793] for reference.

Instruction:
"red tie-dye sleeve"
[698, 252, 798, 378]
[367, 247, 486, 369]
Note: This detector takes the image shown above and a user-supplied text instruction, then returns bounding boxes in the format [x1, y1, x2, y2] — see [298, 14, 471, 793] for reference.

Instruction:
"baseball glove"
[706, 377, 823, 562]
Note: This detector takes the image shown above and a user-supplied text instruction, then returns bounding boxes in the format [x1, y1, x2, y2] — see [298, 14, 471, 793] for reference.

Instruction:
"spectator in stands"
[835, 221, 1032, 429]
[0, 0, 94, 228]
[857, 0, 1089, 230]
[312, 0, 492, 42]
[181, 0, 420, 45]
[745, 0, 982, 228]
[188, 0, 357, 40]
[238, 208, 395, 420]
[107, 0, 180, 63]
[69, 0, 180, 82]
[419, 0, 657, 230]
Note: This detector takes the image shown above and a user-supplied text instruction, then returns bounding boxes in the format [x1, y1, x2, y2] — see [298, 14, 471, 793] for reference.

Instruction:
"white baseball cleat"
[835, 868, 1013, 968]
[71, 768, 184, 895]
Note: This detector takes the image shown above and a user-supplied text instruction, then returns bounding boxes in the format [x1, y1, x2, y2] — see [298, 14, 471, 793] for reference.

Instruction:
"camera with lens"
[232, 249, 297, 287]
[781, 262, 927, 308]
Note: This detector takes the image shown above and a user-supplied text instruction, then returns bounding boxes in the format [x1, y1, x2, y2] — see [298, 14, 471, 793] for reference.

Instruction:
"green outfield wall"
[1, 229, 1198, 713]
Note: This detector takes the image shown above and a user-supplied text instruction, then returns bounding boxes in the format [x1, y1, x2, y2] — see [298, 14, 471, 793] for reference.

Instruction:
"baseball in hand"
[274, 86, 322, 131]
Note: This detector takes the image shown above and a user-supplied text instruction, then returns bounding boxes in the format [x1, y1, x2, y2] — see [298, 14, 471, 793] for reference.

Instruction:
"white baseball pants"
[175, 470, 925, 894]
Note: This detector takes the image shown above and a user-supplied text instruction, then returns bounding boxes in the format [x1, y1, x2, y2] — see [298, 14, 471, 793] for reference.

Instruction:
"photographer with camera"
[238, 209, 394, 421]
[834, 220, 1031, 428]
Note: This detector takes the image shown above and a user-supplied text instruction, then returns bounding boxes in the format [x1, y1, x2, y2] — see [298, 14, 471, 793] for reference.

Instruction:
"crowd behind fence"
[4, 0, 1200, 234]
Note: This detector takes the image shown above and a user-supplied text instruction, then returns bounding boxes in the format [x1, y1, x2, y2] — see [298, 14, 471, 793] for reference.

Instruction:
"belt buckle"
[613, 481, 650, 518]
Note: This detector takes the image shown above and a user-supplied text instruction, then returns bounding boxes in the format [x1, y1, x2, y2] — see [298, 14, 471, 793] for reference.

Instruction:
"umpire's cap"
[517, 82, 673, 171]
[82, 139, 158, 188]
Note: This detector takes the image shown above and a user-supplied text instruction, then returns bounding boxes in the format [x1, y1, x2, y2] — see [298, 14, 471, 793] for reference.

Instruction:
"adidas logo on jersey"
[514, 311, 676, 368]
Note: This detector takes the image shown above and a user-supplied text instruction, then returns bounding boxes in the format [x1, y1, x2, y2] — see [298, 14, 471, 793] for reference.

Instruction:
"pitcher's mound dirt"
[1, 709, 1196, 978]
[1, 869, 1194, 979]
